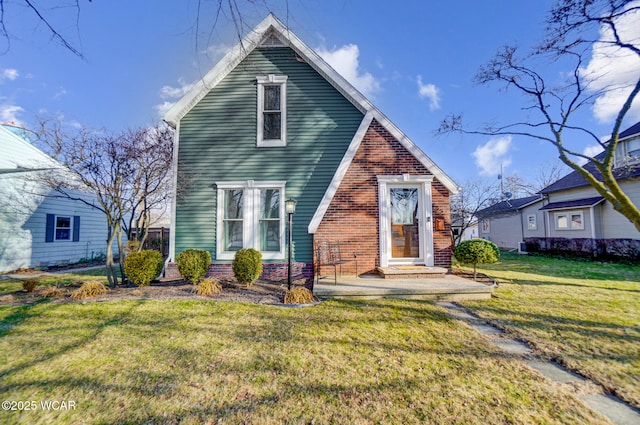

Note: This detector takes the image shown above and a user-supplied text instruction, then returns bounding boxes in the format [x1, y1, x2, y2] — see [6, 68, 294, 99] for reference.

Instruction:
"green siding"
[175, 47, 364, 262]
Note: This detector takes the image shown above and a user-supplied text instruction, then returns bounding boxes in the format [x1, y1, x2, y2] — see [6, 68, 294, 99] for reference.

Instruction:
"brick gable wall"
[314, 119, 452, 275]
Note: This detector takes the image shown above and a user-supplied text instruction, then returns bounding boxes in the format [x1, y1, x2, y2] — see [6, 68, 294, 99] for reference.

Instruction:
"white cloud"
[416, 75, 441, 111]
[316, 44, 380, 98]
[154, 101, 174, 118]
[472, 136, 512, 176]
[156, 78, 196, 118]
[159, 78, 195, 100]
[1, 69, 19, 81]
[204, 43, 232, 62]
[0, 104, 25, 127]
[578, 144, 605, 165]
[581, 1, 640, 123]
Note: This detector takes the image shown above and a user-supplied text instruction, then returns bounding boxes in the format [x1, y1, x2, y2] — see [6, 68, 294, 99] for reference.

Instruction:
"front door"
[389, 186, 423, 263]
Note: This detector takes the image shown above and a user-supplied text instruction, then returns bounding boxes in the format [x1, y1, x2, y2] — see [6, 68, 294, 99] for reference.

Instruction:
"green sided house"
[163, 14, 459, 284]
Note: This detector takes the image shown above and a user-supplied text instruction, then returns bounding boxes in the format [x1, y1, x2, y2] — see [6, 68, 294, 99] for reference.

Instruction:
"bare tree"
[439, 0, 640, 231]
[0, 0, 89, 57]
[35, 118, 174, 285]
[36, 119, 131, 286]
[122, 124, 174, 251]
[451, 179, 501, 245]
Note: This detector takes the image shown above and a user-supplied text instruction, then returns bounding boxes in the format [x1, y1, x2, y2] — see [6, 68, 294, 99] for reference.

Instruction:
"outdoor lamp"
[285, 199, 297, 215]
[285, 199, 296, 290]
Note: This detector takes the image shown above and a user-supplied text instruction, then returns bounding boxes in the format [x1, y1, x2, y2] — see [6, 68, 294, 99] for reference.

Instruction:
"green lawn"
[458, 251, 640, 410]
[0, 297, 604, 424]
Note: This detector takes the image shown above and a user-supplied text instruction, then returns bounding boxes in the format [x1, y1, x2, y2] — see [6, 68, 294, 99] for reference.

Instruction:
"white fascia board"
[163, 13, 375, 127]
[308, 110, 461, 234]
[308, 112, 375, 234]
[370, 110, 460, 194]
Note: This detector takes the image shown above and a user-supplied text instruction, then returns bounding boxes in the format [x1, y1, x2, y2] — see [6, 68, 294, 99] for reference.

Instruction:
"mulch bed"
[0, 277, 312, 307]
[450, 268, 498, 286]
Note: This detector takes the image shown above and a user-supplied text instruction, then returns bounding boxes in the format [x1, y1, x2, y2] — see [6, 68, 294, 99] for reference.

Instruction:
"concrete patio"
[313, 273, 495, 301]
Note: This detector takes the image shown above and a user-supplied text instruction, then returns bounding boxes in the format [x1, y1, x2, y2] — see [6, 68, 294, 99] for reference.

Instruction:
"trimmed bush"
[22, 278, 38, 293]
[454, 238, 500, 280]
[176, 249, 211, 284]
[124, 249, 164, 286]
[71, 281, 108, 300]
[195, 277, 222, 296]
[232, 248, 262, 287]
[284, 286, 315, 304]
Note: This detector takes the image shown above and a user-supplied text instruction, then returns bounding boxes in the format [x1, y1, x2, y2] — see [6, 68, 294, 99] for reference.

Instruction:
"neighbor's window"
[217, 181, 286, 260]
[555, 211, 584, 230]
[527, 214, 537, 230]
[55, 216, 71, 240]
[257, 75, 287, 147]
[481, 219, 490, 233]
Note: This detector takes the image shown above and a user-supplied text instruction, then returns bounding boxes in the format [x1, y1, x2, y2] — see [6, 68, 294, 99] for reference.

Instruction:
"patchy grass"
[0, 299, 605, 424]
[459, 251, 640, 409]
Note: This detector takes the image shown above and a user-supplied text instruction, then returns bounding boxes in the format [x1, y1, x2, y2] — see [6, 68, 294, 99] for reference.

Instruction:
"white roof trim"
[308, 110, 460, 234]
[161, 13, 459, 232]
[308, 112, 375, 234]
[164, 13, 374, 126]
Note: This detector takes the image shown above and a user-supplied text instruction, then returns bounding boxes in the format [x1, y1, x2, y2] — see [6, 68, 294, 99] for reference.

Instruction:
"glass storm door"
[389, 186, 422, 261]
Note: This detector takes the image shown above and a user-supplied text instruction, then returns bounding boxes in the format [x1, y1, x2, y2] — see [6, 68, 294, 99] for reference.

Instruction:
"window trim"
[256, 75, 287, 147]
[215, 180, 286, 260]
[527, 214, 537, 231]
[554, 210, 584, 230]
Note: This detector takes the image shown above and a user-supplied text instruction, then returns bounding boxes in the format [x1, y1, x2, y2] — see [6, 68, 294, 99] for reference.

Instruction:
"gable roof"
[163, 14, 460, 233]
[476, 195, 543, 219]
[0, 124, 59, 173]
[540, 120, 640, 194]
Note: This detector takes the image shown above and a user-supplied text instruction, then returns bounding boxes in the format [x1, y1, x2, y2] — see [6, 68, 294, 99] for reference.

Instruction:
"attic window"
[257, 75, 287, 147]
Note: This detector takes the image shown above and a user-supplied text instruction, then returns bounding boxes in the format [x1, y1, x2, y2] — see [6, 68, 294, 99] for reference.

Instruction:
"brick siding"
[314, 119, 452, 274]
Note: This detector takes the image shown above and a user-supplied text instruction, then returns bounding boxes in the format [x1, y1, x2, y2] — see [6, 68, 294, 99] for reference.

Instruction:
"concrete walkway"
[438, 302, 640, 425]
[313, 273, 494, 301]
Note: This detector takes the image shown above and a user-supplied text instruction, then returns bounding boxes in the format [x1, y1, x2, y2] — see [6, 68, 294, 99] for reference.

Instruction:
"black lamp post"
[285, 199, 297, 291]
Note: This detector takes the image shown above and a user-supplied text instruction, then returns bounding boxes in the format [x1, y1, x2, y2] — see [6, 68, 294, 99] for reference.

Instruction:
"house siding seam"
[314, 119, 452, 274]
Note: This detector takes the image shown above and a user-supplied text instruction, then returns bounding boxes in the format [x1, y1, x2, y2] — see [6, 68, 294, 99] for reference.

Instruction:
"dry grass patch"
[70, 281, 108, 300]
[284, 286, 315, 304]
[0, 299, 608, 424]
[195, 277, 222, 296]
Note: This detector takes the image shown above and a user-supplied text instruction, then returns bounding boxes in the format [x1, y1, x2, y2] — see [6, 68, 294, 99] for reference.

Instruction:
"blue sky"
[1, 0, 639, 189]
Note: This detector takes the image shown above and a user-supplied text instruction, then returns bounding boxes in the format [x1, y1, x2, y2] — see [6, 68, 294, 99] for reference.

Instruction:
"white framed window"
[527, 214, 537, 230]
[55, 216, 72, 240]
[257, 75, 287, 147]
[481, 219, 490, 233]
[216, 181, 286, 260]
[555, 211, 584, 230]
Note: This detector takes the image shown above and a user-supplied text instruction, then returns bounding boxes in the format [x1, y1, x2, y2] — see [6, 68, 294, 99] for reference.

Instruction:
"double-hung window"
[216, 181, 286, 260]
[45, 214, 80, 242]
[257, 75, 287, 147]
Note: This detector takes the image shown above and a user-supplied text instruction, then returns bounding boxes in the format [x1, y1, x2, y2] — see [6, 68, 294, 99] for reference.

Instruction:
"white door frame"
[378, 174, 434, 267]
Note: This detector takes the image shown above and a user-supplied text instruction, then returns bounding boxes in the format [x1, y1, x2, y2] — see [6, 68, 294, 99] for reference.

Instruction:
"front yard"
[0, 253, 637, 424]
[458, 251, 640, 410]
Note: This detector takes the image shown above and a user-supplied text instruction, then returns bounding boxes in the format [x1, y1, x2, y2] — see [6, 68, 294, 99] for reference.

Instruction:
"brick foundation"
[314, 119, 452, 274]
[164, 261, 314, 288]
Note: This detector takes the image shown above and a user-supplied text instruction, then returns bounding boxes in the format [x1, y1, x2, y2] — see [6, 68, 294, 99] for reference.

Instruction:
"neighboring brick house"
[163, 14, 459, 283]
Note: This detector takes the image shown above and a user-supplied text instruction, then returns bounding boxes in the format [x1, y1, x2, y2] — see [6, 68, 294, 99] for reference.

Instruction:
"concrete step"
[376, 266, 448, 279]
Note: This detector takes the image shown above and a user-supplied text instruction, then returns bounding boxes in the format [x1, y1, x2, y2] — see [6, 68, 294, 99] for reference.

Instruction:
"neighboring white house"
[476, 195, 544, 249]
[0, 124, 115, 272]
[538, 121, 640, 243]
[477, 121, 640, 257]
